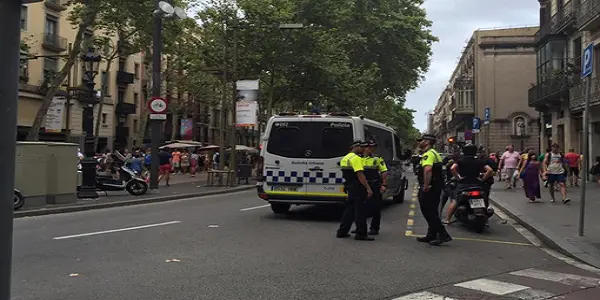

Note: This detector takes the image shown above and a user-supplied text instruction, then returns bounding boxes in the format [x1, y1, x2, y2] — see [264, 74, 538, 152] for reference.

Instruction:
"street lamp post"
[77, 51, 102, 199]
[149, 0, 186, 191]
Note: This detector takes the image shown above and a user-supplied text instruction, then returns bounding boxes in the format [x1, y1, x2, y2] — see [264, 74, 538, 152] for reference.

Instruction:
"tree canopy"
[195, 0, 434, 145]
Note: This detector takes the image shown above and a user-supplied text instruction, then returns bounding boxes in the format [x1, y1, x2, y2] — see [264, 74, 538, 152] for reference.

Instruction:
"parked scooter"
[453, 184, 494, 233]
[14, 189, 24, 211]
[79, 151, 148, 196]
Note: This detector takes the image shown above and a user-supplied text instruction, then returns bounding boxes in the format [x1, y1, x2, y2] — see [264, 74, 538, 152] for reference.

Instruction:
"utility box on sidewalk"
[15, 142, 79, 208]
[46, 142, 79, 205]
[15, 142, 49, 208]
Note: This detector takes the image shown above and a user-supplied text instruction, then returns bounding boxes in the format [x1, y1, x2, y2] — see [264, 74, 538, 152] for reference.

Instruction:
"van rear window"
[266, 121, 353, 158]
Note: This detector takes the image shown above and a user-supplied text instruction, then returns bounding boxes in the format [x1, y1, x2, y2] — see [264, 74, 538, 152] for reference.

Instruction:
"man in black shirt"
[443, 144, 493, 224]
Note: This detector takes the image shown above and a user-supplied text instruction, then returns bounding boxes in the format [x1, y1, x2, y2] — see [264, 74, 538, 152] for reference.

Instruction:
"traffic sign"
[582, 43, 594, 78]
[472, 116, 481, 130]
[147, 97, 168, 114]
[464, 130, 473, 140]
[484, 107, 491, 124]
[150, 114, 167, 120]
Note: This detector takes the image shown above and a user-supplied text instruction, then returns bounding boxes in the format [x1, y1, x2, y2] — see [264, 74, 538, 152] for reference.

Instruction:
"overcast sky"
[408, 0, 540, 131]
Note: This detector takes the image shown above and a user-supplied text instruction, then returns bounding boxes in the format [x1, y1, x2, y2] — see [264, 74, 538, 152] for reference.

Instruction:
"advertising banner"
[236, 100, 258, 127]
[44, 96, 67, 133]
[180, 118, 193, 139]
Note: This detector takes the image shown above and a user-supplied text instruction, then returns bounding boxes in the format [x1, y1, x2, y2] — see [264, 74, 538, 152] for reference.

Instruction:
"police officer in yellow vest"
[361, 140, 388, 235]
[336, 140, 374, 241]
[416, 134, 452, 246]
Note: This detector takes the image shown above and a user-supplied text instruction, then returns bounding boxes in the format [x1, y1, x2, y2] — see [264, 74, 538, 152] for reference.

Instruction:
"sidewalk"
[489, 183, 600, 268]
[16, 172, 256, 218]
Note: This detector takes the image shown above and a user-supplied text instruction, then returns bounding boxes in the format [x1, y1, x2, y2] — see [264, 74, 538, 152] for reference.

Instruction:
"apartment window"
[536, 40, 566, 83]
[45, 16, 57, 35]
[134, 63, 140, 79]
[133, 92, 139, 107]
[101, 113, 108, 125]
[43, 57, 58, 80]
[21, 6, 27, 30]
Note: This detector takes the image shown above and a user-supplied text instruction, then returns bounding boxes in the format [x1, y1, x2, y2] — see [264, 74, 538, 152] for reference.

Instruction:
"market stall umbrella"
[159, 142, 198, 149]
[199, 145, 221, 151]
[227, 145, 259, 153]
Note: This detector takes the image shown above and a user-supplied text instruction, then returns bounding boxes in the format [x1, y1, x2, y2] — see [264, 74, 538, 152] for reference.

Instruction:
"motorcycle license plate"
[469, 198, 486, 209]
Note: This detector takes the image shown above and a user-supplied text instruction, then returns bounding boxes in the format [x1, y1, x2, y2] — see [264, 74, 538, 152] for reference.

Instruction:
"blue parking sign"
[472, 117, 481, 130]
[582, 43, 594, 78]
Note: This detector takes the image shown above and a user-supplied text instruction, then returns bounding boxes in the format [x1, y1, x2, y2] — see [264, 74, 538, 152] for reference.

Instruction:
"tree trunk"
[266, 70, 275, 119]
[93, 57, 113, 150]
[26, 4, 99, 141]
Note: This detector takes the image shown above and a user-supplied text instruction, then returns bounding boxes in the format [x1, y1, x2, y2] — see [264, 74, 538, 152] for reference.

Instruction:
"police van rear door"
[303, 118, 355, 199]
[263, 119, 311, 197]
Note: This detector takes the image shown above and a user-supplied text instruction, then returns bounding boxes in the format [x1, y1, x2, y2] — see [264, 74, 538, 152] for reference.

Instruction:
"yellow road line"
[410, 204, 416, 209]
[405, 230, 413, 236]
[408, 210, 415, 216]
[406, 233, 532, 246]
[407, 219, 414, 226]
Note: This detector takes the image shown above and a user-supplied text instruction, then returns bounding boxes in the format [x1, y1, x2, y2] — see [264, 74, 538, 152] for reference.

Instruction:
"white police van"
[256, 112, 409, 213]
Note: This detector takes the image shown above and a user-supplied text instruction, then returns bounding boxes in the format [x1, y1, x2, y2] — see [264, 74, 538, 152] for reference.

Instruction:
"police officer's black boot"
[428, 231, 452, 246]
[416, 235, 436, 243]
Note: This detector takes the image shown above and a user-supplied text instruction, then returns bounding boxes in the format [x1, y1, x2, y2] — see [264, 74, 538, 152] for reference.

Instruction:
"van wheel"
[271, 203, 291, 214]
[393, 188, 405, 204]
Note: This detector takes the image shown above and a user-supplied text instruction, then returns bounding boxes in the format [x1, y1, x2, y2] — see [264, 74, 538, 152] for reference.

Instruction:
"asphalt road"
[12, 178, 600, 300]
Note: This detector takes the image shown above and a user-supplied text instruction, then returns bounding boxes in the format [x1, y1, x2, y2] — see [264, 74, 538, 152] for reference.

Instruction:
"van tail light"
[463, 190, 482, 197]
[258, 192, 268, 200]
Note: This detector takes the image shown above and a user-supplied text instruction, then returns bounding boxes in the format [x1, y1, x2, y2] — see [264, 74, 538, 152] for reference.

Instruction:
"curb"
[15, 185, 256, 218]
[489, 196, 600, 269]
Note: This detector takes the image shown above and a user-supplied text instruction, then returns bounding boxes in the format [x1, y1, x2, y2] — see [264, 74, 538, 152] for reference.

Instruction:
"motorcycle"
[14, 189, 24, 211]
[79, 151, 149, 196]
[96, 165, 148, 196]
[453, 184, 494, 233]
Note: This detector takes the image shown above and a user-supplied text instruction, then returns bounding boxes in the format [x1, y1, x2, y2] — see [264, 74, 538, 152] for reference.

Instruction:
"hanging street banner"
[180, 118, 193, 140]
[236, 100, 258, 127]
[44, 96, 67, 133]
[235, 79, 259, 127]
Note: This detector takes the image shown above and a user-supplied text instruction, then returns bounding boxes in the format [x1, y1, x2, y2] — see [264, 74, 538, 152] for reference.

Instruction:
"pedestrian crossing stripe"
[390, 268, 600, 300]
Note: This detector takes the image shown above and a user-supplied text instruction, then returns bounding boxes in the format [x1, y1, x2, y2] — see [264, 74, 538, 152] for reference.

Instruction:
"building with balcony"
[571, 0, 600, 162]
[432, 27, 540, 153]
[530, 0, 583, 152]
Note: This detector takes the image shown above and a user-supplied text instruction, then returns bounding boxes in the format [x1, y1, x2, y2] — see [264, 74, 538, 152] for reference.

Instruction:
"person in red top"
[564, 148, 581, 187]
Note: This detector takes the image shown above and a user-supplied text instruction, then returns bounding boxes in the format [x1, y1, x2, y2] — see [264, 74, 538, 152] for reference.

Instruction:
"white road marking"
[510, 268, 600, 288]
[240, 204, 270, 211]
[208, 225, 219, 228]
[454, 278, 529, 295]
[392, 291, 455, 300]
[53, 221, 181, 240]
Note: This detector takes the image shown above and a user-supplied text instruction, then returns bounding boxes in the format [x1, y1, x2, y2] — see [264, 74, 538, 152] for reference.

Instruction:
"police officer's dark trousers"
[418, 186, 447, 238]
[337, 184, 368, 236]
[368, 183, 382, 232]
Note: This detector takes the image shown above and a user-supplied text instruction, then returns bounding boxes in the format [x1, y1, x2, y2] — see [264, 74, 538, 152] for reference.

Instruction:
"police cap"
[366, 140, 377, 147]
[349, 140, 367, 148]
[417, 134, 436, 143]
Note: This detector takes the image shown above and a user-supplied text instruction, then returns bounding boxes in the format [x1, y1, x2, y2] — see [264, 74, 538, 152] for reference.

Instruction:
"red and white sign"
[147, 97, 168, 114]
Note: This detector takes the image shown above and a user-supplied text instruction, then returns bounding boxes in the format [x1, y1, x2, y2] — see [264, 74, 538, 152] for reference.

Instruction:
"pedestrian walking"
[499, 145, 520, 189]
[415, 134, 451, 246]
[542, 143, 570, 204]
[336, 140, 374, 241]
[565, 149, 581, 187]
[519, 151, 541, 202]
